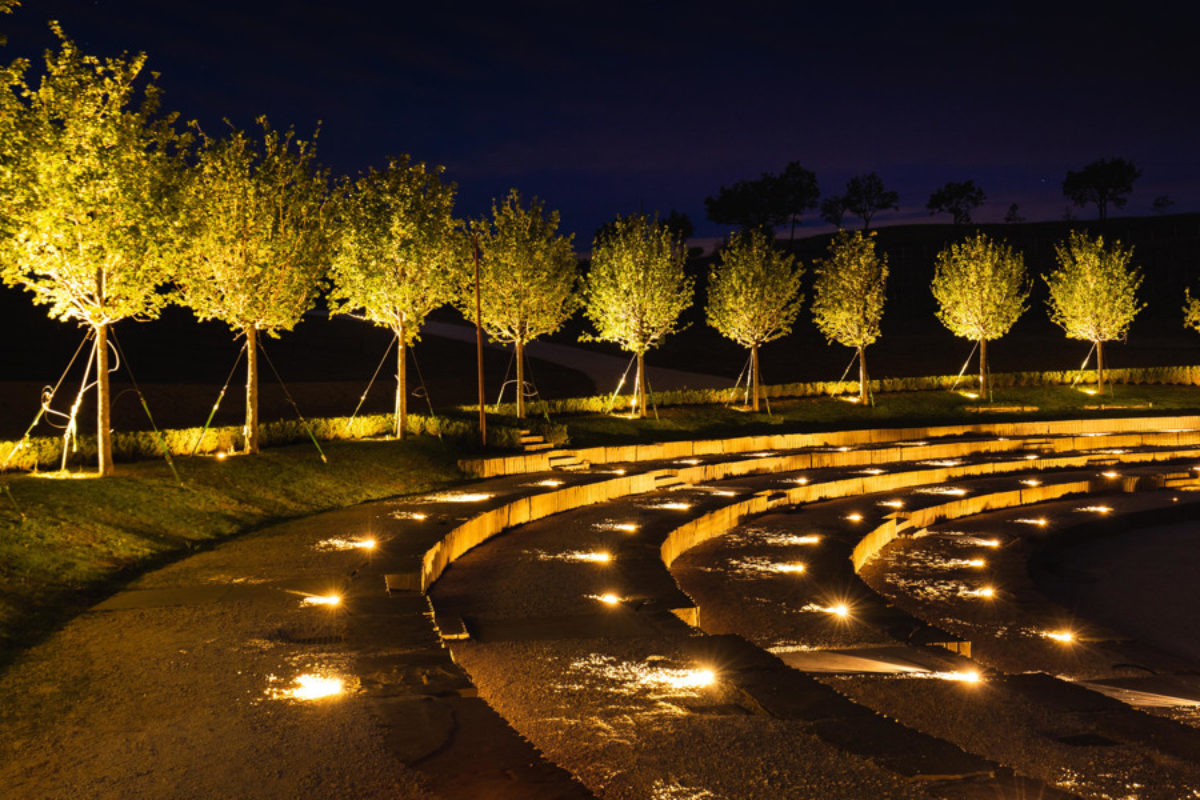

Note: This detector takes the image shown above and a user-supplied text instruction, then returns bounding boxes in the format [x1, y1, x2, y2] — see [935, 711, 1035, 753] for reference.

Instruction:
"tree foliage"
[583, 214, 692, 416]
[931, 233, 1028, 398]
[0, 26, 184, 474]
[1004, 203, 1024, 224]
[926, 179, 985, 225]
[820, 195, 846, 228]
[705, 161, 819, 236]
[176, 119, 332, 451]
[706, 230, 804, 410]
[841, 172, 898, 229]
[467, 189, 578, 417]
[1044, 231, 1143, 391]
[811, 230, 888, 403]
[1185, 288, 1200, 335]
[707, 230, 803, 349]
[1062, 157, 1141, 221]
[329, 156, 459, 435]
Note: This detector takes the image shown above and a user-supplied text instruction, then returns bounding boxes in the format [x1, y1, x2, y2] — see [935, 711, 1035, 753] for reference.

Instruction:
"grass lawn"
[0, 437, 463, 666]
[555, 384, 1200, 446]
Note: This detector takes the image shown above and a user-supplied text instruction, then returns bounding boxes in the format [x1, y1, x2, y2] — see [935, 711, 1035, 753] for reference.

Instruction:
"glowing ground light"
[777, 563, 806, 574]
[429, 492, 494, 503]
[1044, 630, 1076, 643]
[594, 592, 622, 606]
[576, 551, 612, 563]
[314, 537, 378, 551]
[653, 501, 692, 511]
[837, 395, 861, 404]
[979, 538, 1001, 548]
[300, 594, 341, 608]
[938, 670, 982, 683]
[879, 499, 905, 509]
[845, 513, 864, 522]
[1017, 518, 1049, 527]
[1101, 471, 1120, 479]
[829, 604, 850, 618]
[674, 458, 703, 465]
[535, 479, 565, 487]
[1077, 505, 1113, 514]
[859, 468, 886, 475]
[268, 673, 345, 701]
[959, 391, 979, 400]
[1024, 454, 1040, 460]
[971, 587, 996, 599]
[917, 486, 968, 496]
[215, 451, 228, 461]
[1020, 478, 1042, 487]
[793, 476, 810, 485]
[837, 446, 853, 452]
[669, 668, 716, 689]
[966, 558, 986, 568]
[1080, 388, 1098, 395]
[793, 535, 821, 545]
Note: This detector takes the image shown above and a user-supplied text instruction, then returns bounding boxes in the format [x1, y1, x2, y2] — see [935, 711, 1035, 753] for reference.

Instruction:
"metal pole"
[473, 235, 487, 448]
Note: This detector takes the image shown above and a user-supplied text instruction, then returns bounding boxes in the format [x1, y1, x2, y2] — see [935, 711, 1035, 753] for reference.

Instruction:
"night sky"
[5, 1, 1199, 242]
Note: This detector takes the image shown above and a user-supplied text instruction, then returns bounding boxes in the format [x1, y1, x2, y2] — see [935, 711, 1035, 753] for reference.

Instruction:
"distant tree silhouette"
[820, 195, 846, 228]
[927, 180, 985, 225]
[1004, 203, 1024, 224]
[1152, 194, 1174, 215]
[663, 209, 694, 242]
[705, 161, 819, 238]
[841, 173, 899, 230]
[1062, 157, 1141, 221]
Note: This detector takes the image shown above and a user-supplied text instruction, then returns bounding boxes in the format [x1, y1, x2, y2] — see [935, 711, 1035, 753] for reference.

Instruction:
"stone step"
[523, 442, 555, 452]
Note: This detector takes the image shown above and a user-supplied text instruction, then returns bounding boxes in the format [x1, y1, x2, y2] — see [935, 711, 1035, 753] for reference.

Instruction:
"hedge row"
[473, 365, 1200, 417]
[0, 412, 568, 472]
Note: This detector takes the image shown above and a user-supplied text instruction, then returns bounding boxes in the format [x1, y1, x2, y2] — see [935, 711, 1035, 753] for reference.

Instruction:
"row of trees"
[702, 228, 1147, 408]
[705, 157, 1148, 236]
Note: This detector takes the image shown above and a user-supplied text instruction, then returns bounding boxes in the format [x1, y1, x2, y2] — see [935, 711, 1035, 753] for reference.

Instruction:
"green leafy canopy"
[931, 232, 1028, 342]
[466, 188, 578, 347]
[583, 213, 693, 355]
[1044, 231, 1143, 343]
[706, 229, 804, 349]
[811, 229, 887, 349]
[329, 155, 460, 341]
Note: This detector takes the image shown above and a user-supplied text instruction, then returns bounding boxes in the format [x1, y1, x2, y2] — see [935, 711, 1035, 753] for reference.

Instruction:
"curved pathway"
[4, 416, 1200, 799]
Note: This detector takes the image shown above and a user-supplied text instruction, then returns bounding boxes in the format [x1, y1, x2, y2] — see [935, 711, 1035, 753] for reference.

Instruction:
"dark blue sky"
[7, 1, 1199, 241]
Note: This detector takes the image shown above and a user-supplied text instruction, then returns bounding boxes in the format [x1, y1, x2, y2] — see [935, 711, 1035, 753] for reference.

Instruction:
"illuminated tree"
[1062, 157, 1140, 221]
[1044, 232, 1143, 393]
[931, 233, 1029, 400]
[927, 180, 985, 225]
[583, 214, 692, 417]
[705, 230, 804, 411]
[1185, 289, 1200, 335]
[329, 156, 459, 437]
[0, 28, 183, 475]
[176, 120, 331, 454]
[841, 173, 898, 230]
[811, 230, 888, 404]
[466, 189, 577, 419]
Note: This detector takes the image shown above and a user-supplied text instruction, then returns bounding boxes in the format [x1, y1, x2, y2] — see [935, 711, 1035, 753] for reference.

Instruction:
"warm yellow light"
[1101, 471, 1120, 479]
[671, 668, 716, 689]
[1078, 505, 1112, 514]
[215, 451, 228, 461]
[879, 499, 905, 509]
[860, 468, 886, 475]
[966, 558, 986, 568]
[777, 563, 806, 574]
[1024, 454, 1040, 461]
[430, 492, 494, 503]
[793, 476, 810, 485]
[830, 603, 850, 618]
[1016, 518, 1048, 527]
[579, 551, 611, 563]
[357, 538, 377, 550]
[959, 391, 979, 399]
[597, 592, 621, 606]
[536, 479, 564, 487]
[1080, 388, 1098, 396]
[654, 501, 691, 511]
[845, 513, 863, 522]
[972, 586, 995, 599]
[300, 594, 341, 607]
[837, 395, 861, 404]
[270, 673, 345, 701]
[980, 539, 1001, 548]
[1044, 630, 1075, 643]
[942, 669, 981, 683]
[794, 535, 821, 545]
[1020, 478, 1041, 487]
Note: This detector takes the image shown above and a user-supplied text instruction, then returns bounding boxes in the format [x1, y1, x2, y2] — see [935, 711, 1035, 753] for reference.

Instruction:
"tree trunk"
[95, 323, 113, 476]
[395, 319, 407, 439]
[516, 340, 525, 419]
[1096, 339, 1105, 395]
[979, 337, 988, 402]
[635, 351, 646, 419]
[245, 325, 259, 454]
[750, 343, 760, 412]
[858, 345, 870, 405]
